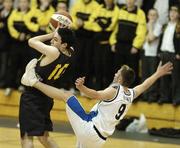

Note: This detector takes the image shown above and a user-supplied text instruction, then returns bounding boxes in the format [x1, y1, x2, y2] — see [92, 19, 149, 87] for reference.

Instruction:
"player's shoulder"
[110, 83, 120, 89]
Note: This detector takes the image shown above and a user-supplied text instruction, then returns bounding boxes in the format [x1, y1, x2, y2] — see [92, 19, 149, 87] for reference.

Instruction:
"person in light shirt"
[141, 8, 162, 102]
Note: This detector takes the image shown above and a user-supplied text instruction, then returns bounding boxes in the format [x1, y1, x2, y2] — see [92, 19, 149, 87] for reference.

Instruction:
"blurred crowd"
[0, 0, 179, 105]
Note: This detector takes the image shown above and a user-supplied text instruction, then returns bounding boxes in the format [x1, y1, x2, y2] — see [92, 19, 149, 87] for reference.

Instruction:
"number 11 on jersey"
[48, 64, 69, 80]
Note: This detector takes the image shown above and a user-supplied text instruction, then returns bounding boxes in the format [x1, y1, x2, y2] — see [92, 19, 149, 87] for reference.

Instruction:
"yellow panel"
[52, 100, 66, 110]
[146, 119, 176, 129]
[174, 106, 180, 121]
[0, 105, 19, 117]
[175, 121, 180, 128]
[50, 110, 68, 122]
[0, 90, 21, 105]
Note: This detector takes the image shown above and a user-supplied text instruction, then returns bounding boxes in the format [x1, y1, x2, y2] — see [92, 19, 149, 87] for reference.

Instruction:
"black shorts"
[19, 93, 54, 137]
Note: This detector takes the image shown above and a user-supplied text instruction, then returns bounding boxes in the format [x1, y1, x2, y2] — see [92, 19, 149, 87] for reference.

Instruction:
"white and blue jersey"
[66, 83, 135, 148]
[91, 84, 135, 137]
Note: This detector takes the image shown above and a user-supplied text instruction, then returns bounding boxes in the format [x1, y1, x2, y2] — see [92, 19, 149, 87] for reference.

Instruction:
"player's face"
[56, 2, 67, 11]
[148, 9, 158, 22]
[169, 6, 179, 21]
[19, 0, 29, 11]
[113, 69, 122, 83]
[51, 32, 62, 48]
[126, 0, 136, 8]
[3, 0, 13, 10]
[51, 32, 67, 52]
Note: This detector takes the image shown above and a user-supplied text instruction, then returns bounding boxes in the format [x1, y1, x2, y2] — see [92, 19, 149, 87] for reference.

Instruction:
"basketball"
[49, 11, 73, 30]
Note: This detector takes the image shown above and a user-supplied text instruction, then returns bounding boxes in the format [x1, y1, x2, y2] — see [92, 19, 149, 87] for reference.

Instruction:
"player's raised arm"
[28, 32, 59, 57]
[133, 62, 173, 99]
[75, 77, 116, 100]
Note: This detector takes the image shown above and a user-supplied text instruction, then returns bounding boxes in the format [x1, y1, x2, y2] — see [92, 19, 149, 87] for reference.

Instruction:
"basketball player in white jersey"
[21, 60, 173, 148]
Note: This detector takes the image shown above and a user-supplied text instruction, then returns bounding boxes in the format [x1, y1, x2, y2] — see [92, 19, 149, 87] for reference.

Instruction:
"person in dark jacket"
[158, 4, 180, 105]
[0, 0, 13, 88]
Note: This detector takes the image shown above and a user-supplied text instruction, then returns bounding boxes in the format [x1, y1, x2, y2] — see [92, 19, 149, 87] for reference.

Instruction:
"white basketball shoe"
[21, 59, 39, 87]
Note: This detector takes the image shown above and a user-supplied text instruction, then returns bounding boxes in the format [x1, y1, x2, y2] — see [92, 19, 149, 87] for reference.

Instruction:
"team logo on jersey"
[123, 96, 131, 102]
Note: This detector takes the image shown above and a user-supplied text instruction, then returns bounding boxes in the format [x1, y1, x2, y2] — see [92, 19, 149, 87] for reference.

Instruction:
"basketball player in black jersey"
[19, 28, 76, 148]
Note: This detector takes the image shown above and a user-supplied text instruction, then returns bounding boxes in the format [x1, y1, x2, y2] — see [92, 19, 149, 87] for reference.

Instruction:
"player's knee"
[63, 91, 74, 102]
[66, 91, 74, 98]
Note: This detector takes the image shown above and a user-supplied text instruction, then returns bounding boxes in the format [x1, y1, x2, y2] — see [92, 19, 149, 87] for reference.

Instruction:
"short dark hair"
[121, 65, 135, 87]
[57, 28, 76, 54]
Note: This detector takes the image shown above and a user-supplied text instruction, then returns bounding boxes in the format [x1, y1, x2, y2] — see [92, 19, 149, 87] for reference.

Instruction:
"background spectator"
[86, 0, 119, 89]
[141, 8, 162, 102]
[70, 0, 101, 88]
[0, 0, 13, 88]
[110, 0, 147, 86]
[158, 5, 180, 105]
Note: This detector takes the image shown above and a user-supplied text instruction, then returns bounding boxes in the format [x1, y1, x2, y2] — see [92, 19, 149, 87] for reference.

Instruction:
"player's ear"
[118, 75, 122, 84]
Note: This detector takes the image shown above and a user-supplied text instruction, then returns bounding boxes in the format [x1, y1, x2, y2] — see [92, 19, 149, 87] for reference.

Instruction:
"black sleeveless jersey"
[36, 53, 71, 86]
[24, 53, 73, 97]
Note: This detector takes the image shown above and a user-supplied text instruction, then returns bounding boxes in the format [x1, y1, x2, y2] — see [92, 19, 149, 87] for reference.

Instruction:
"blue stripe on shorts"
[67, 96, 98, 122]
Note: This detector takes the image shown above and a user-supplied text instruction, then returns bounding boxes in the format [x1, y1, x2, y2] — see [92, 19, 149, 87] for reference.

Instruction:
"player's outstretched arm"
[75, 77, 116, 100]
[133, 62, 173, 99]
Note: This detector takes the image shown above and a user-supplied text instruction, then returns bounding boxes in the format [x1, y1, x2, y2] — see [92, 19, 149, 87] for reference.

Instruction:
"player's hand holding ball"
[49, 10, 73, 30]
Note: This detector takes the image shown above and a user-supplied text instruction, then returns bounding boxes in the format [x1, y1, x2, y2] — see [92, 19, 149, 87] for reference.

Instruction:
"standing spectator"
[70, 0, 101, 88]
[0, 0, 13, 88]
[5, 0, 33, 95]
[86, 0, 119, 89]
[110, 0, 147, 86]
[158, 4, 180, 105]
[142, 8, 162, 102]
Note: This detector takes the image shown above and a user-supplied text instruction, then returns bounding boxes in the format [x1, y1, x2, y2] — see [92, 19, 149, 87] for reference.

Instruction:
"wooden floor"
[0, 127, 179, 148]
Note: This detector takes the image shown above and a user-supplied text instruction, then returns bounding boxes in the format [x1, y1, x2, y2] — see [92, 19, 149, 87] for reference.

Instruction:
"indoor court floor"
[0, 117, 180, 148]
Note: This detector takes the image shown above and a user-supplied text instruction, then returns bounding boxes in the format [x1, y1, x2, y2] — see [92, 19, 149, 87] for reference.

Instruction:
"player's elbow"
[28, 38, 33, 47]
[28, 38, 36, 48]
[93, 93, 102, 100]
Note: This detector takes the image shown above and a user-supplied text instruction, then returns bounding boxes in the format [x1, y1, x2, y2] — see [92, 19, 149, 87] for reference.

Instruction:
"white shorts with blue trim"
[66, 96, 106, 148]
